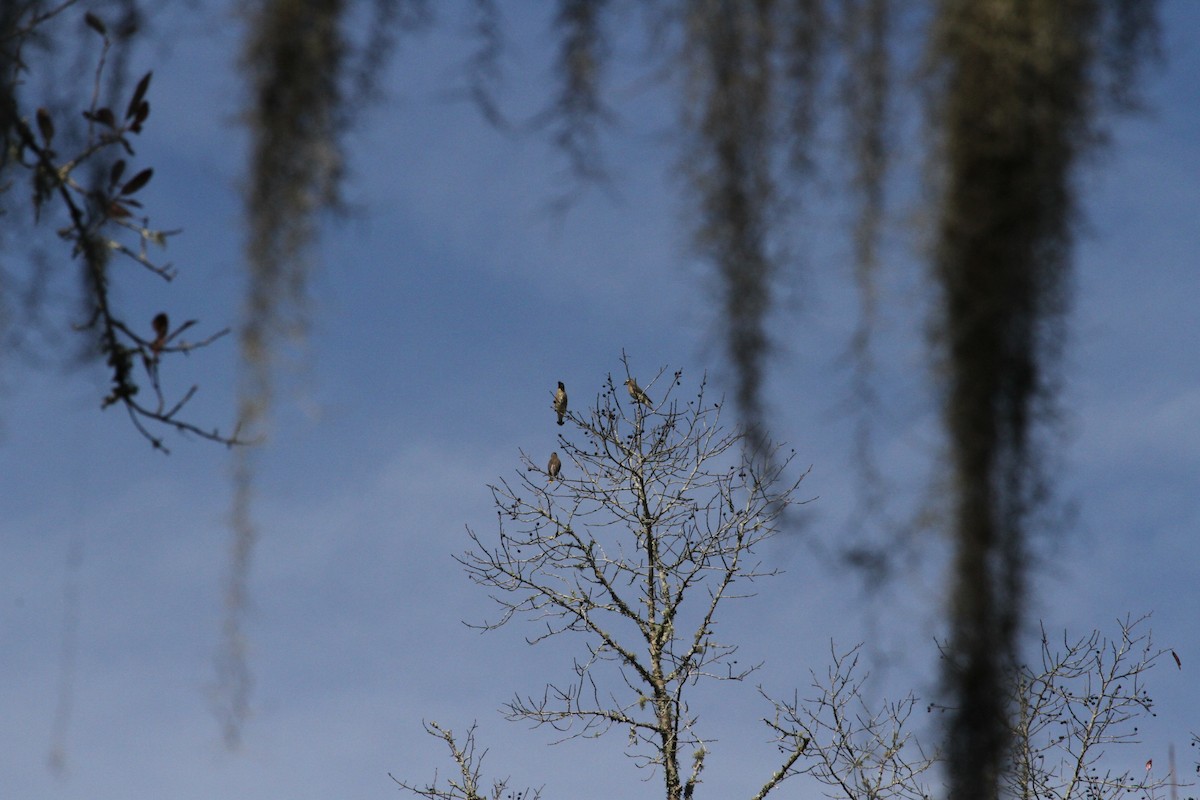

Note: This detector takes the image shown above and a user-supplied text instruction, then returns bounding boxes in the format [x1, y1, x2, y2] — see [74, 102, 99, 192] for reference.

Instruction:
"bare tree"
[1006, 614, 1173, 800]
[455, 363, 810, 800]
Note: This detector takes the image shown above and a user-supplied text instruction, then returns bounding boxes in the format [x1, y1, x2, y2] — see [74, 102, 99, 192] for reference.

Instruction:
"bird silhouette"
[554, 381, 568, 425]
[547, 452, 562, 482]
[625, 378, 652, 406]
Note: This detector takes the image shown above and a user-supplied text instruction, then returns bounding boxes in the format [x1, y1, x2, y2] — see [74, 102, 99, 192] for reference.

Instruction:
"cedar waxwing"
[625, 378, 652, 406]
[547, 451, 562, 482]
[554, 381, 568, 426]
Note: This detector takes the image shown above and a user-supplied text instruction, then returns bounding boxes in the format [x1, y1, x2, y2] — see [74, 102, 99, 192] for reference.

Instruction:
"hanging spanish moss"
[0, 4, 24, 168]
[684, 0, 777, 454]
[547, 0, 613, 182]
[778, 0, 828, 176]
[222, 0, 350, 749]
[222, 0, 426, 747]
[842, 0, 889, 330]
[837, 0, 894, 568]
[926, 1, 1158, 794]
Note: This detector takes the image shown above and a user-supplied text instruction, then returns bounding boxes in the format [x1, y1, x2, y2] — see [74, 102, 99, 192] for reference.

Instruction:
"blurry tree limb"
[5, 13, 244, 451]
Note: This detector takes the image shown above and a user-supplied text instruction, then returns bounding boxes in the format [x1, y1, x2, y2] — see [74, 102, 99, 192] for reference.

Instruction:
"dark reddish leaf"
[120, 168, 153, 196]
[108, 201, 132, 218]
[109, 159, 127, 189]
[88, 107, 116, 128]
[130, 101, 150, 133]
[85, 12, 107, 35]
[35, 108, 54, 144]
[126, 72, 153, 120]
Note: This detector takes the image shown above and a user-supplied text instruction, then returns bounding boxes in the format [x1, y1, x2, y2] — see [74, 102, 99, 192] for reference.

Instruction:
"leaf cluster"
[2, 6, 246, 451]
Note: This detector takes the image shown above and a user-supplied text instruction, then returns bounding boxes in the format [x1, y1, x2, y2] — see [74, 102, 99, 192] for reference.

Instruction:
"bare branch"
[765, 642, 935, 800]
[390, 721, 542, 800]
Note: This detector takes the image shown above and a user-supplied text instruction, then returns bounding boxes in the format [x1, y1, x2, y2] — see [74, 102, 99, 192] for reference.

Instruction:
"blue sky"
[2, 2, 1198, 798]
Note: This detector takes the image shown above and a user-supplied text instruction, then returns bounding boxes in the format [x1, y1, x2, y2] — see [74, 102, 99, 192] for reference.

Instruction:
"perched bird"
[150, 312, 169, 356]
[625, 378, 652, 406]
[553, 381, 568, 426]
[547, 452, 562, 482]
